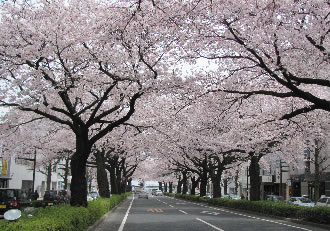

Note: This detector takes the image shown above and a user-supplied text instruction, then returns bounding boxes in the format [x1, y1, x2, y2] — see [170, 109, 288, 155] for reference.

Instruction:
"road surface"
[92, 194, 329, 231]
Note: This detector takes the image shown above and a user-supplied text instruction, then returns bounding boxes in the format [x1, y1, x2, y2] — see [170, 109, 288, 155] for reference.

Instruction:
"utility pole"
[17, 149, 37, 191]
[246, 166, 249, 200]
[278, 160, 289, 197]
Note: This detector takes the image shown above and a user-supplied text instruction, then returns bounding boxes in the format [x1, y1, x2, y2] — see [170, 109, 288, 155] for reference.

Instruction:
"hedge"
[167, 193, 330, 224]
[0, 193, 130, 231]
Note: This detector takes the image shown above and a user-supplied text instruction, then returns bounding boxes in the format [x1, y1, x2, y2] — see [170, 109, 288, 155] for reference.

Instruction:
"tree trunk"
[46, 163, 52, 190]
[191, 176, 199, 195]
[234, 170, 239, 195]
[164, 182, 168, 192]
[199, 168, 208, 197]
[116, 166, 122, 194]
[158, 182, 163, 191]
[109, 167, 118, 194]
[70, 153, 89, 206]
[70, 128, 92, 206]
[249, 154, 261, 201]
[169, 182, 173, 193]
[177, 177, 182, 194]
[212, 176, 222, 198]
[182, 172, 188, 194]
[223, 178, 228, 195]
[94, 150, 110, 198]
[314, 139, 321, 201]
[63, 158, 70, 190]
[127, 178, 132, 192]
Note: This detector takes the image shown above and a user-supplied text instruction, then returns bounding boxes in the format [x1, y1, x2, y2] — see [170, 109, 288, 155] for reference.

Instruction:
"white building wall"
[8, 156, 64, 198]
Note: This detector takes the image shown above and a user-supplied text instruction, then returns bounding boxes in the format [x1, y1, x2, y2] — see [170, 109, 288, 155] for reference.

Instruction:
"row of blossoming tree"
[0, 0, 329, 205]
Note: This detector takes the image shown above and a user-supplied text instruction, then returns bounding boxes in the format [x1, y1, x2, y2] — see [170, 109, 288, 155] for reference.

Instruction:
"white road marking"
[196, 218, 225, 231]
[179, 210, 188, 215]
[201, 210, 221, 216]
[168, 197, 312, 231]
[118, 194, 134, 231]
[169, 205, 174, 208]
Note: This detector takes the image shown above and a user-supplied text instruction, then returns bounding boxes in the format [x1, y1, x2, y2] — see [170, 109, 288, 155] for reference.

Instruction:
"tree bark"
[94, 150, 110, 198]
[169, 182, 173, 193]
[212, 176, 222, 198]
[314, 139, 321, 201]
[164, 182, 168, 192]
[46, 163, 52, 191]
[223, 178, 228, 195]
[181, 172, 188, 194]
[249, 154, 261, 201]
[177, 177, 182, 194]
[63, 157, 70, 190]
[199, 157, 208, 197]
[190, 176, 199, 195]
[109, 167, 118, 194]
[158, 182, 163, 191]
[234, 170, 239, 195]
[70, 151, 89, 207]
[199, 168, 208, 197]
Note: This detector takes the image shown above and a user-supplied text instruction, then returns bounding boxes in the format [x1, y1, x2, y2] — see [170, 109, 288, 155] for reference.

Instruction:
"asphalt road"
[92, 194, 330, 231]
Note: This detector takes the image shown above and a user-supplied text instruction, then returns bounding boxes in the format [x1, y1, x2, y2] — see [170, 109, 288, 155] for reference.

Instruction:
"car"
[0, 188, 32, 216]
[266, 195, 284, 202]
[151, 189, 158, 195]
[288, 197, 315, 207]
[43, 189, 71, 206]
[316, 197, 330, 207]
[87, 191, 99, 201]
[138, 191, 148, 199]
[229, 194, 241, 200]
[154, 190, 163, 196]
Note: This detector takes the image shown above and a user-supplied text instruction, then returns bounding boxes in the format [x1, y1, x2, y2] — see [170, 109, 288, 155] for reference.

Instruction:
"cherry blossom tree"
[177, 0, 329, 119]
[0, 0, 180, 205]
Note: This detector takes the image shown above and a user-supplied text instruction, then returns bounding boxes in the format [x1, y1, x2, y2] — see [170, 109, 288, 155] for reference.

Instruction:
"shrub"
[173, 194, 330, 225]
[0, 193, 130, 231]
[296, 206, 330, 224]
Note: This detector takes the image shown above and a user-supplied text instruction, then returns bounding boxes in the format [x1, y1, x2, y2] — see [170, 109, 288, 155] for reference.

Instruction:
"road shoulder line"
[118, 193, 135, 231]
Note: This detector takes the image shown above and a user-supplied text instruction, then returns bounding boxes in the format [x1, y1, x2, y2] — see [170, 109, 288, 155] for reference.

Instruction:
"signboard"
[262, 176, 273, 183]
[1, 159, 7, 175]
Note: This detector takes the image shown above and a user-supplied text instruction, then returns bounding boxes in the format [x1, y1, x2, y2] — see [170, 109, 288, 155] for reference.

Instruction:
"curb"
[87, 197, 129, 231]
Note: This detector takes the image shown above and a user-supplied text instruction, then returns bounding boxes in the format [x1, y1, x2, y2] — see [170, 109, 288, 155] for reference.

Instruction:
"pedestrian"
[34, 190, 39, 200]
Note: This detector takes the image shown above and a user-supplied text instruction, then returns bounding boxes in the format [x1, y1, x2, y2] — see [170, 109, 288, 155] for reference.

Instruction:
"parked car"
[288, 197, 315, 207]
[0, 188, 32, 216]
[229, 194, 241, 200]
[316, 197, 330, 207]
[154, 190, 163, 196]
[266, 195, 284, 202]
[43, 189, 71, 206]
[138, 191, 148, 199]
[87, 191, 99, 201]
